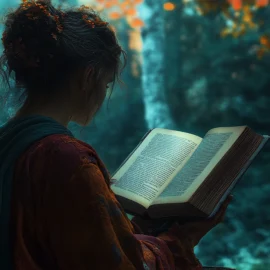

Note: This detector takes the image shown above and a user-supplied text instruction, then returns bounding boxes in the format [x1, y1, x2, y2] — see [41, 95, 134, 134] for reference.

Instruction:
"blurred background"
[0, 0, 270, 269]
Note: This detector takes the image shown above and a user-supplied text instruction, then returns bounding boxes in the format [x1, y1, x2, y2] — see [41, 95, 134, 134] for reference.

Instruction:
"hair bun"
[2, 0, 64, 72]
[0, 0, 125, 98]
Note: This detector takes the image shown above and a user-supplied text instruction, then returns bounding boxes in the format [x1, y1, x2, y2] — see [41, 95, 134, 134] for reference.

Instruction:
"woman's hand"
[176, 195, 233, 247]
[131, 215, 173, 235]
[132, 194, 233, 247]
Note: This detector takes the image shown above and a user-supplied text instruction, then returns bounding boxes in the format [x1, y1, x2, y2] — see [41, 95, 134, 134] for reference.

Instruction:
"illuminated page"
[111, 128, 202, 209]
[152, 126, 246, 205]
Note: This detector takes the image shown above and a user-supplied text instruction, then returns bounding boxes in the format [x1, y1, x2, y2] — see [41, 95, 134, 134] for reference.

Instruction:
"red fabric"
[10, 134, 202, 270]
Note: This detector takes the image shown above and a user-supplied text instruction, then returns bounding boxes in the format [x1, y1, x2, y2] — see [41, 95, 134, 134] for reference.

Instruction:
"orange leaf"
[105, 2, 115, 8]
[130, 18, 144, 28]
[260, 35, 268, 45]
[260, 35, 270, 48]
[109, 12, 122, 20]
[164, 2, 175, 11]
[256, 0, 269, 7]
[230, 0, 242, 10]
[124, 8, 137, 16]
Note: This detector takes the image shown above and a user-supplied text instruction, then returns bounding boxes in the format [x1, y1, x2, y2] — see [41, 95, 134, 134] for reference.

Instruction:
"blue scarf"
[0, 115, 74, 270]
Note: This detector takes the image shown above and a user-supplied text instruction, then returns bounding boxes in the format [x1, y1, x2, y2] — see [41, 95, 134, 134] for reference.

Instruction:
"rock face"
[0, 1, 269, 269]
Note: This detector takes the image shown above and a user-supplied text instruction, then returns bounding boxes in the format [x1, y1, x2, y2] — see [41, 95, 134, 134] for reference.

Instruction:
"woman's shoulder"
[30, 133, 96, 157]
[14, 133, 113, 207]
[17, 134, 99, 177]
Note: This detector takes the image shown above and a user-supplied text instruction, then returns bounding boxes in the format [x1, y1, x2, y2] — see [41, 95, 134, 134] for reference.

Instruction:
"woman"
[0, 1, 233, 269]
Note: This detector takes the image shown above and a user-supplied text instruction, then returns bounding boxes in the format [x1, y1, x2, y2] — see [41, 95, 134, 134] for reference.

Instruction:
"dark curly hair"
[0, 0, 126, 110]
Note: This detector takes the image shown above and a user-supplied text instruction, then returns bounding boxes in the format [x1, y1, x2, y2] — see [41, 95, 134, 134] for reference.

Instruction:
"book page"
[152, 126, 246, 205]
[111, 128, 202, 209]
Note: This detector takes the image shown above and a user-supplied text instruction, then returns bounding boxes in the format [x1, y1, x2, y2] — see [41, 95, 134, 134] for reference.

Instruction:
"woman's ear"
[84, 66, 94, 86]
[73, 67, 92, 91]
[82, 66, 96, 103]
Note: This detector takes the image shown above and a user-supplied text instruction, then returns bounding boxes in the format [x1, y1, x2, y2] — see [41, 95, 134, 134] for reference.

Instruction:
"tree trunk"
[138, 0, 176, 130]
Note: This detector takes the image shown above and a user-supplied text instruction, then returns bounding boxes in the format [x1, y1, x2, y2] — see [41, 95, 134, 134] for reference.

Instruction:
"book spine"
[111, 129, 153, 178]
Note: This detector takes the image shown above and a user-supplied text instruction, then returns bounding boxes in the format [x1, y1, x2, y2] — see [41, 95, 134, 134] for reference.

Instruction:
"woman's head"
[0, 0, 126, 125]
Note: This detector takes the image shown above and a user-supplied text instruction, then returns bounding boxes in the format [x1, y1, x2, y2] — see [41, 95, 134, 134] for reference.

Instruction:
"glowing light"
[164, 2, 175, 11]
[230, 0, 242, 11]
[256, 0, 269, 7]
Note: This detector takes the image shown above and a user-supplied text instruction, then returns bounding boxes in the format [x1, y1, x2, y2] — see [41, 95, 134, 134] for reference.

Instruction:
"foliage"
[251, 262, 270, 270]
[0, 1, 270, 269]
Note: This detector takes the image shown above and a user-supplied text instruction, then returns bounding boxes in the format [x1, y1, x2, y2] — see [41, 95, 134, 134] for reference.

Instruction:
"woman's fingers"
[211, 195, 233, 224]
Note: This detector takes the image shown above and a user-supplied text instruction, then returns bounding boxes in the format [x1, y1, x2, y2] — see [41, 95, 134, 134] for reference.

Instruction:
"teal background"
[0, 1, 269, 269]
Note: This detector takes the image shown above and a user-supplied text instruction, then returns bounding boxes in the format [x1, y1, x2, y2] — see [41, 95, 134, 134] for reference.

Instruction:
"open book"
[111, 126, 269, 221]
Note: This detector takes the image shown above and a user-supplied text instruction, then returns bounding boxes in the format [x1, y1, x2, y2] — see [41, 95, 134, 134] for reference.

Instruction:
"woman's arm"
[40, 158, 202, 270]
